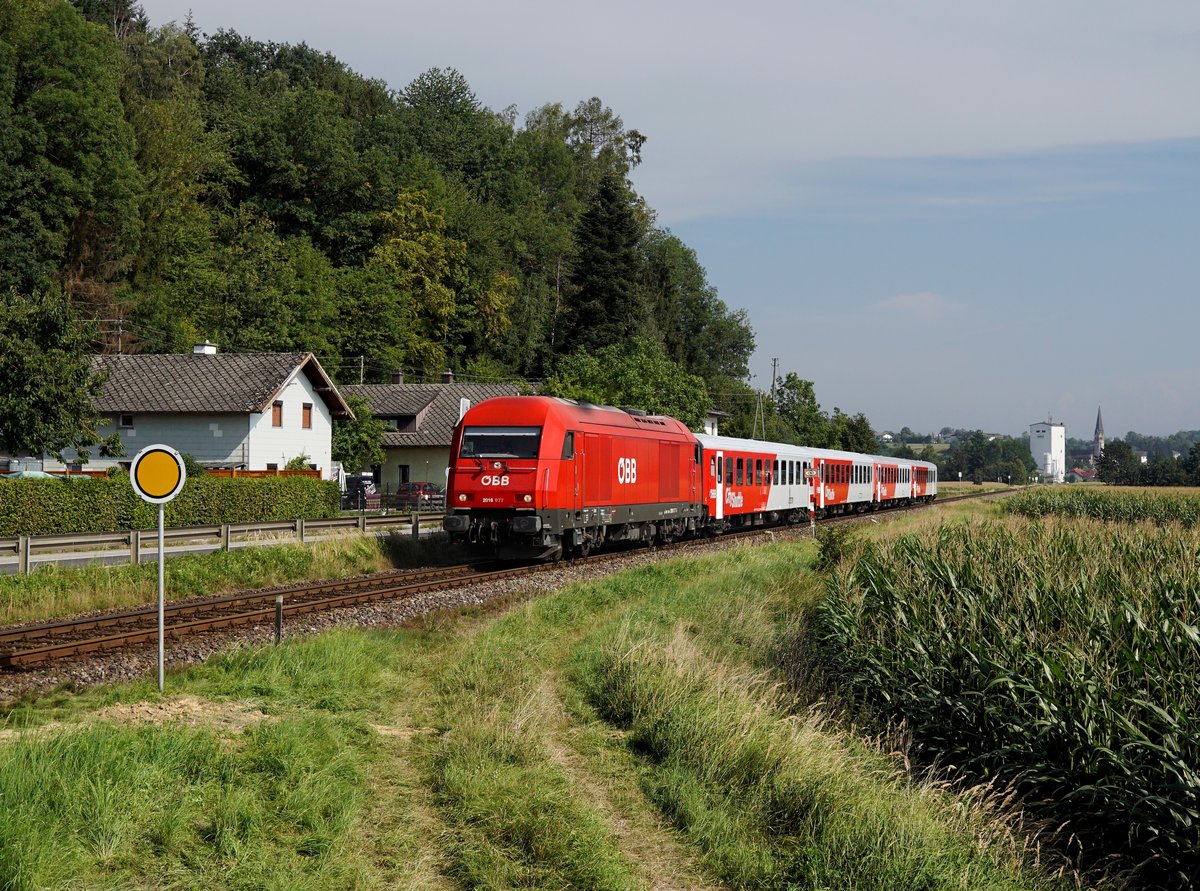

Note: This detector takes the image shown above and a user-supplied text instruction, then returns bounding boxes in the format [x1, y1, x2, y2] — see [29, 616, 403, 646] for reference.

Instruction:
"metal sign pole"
[158, 502, 165, 693]
[130, 444, 185, 696]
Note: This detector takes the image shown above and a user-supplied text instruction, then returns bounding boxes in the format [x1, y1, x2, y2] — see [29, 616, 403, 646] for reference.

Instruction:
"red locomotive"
[443, 396, 701, 559]
[444, 396, 937, 559]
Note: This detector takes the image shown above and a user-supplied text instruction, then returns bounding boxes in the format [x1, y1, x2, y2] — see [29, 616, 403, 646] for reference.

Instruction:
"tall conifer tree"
[561, 172, 645, 354]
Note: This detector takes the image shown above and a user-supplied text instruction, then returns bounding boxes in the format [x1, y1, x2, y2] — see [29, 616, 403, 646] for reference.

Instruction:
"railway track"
[0, 488, 1012, 670]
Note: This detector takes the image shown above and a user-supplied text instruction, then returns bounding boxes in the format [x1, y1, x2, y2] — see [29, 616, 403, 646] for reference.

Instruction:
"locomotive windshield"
[460, 426, 542, 459]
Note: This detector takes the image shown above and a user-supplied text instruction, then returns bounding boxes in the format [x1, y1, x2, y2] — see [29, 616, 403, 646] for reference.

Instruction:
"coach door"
[715, 450, 724, 521]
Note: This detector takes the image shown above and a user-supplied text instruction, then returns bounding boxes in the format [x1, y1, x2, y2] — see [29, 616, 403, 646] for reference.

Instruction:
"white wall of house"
[47, 371, 336, 478]
[45, 413, 252, 471]
[247, 370, 334, 477]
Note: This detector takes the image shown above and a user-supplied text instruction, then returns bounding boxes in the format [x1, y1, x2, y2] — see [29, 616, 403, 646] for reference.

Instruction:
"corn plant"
[806, 519, 1200, 889]
[1005, 487, 1200, 528]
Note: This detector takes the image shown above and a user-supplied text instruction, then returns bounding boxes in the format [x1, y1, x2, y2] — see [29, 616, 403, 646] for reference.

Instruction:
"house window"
[302, 403, 312, 429]
[119, 414, 134, 429]
[272, 401, 283, 427]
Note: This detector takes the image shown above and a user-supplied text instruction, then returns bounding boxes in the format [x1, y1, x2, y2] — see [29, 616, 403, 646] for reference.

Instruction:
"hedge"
[0, 476, 340, 536]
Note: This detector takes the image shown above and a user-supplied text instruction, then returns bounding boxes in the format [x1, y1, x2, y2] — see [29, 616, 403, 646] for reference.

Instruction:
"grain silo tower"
[1030, 419, 1066, 483]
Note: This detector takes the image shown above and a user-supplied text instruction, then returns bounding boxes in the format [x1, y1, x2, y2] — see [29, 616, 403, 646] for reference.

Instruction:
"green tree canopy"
[544, 339, 709, 431]
[1096, 440, 1142, 486]
[331, 395, 385, 472]
[0, 290, 121, 461]
[562, 171, 645, 354]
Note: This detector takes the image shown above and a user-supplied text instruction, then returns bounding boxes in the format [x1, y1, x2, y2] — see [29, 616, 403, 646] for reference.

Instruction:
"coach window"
[755, 459, 762, 485]
[773, 459, 779, 482]
[726, 456, 733, 483]
[736, 458, 744, 485]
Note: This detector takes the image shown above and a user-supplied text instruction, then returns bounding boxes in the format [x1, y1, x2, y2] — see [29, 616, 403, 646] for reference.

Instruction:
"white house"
[45, 345, 353, 479]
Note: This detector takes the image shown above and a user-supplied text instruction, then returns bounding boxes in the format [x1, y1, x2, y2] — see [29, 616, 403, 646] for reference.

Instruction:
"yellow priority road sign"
[130, 444, 187, 504]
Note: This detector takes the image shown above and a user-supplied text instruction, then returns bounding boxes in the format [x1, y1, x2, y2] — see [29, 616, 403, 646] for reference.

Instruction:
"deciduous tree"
[545, 339, 709, 431]
[0, 290, 121, 461]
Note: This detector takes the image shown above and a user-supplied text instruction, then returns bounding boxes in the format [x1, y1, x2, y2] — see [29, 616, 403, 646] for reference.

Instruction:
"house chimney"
[441, 369, 454, 384]
[391, 369, 404, 384]
[193, 340, 218, 355]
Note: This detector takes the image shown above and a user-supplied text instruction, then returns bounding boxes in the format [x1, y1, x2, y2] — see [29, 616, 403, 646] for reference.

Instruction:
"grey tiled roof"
[346, 383, 520, 448]
[339, 385, 436, 417]
[92, 353, 352, 418]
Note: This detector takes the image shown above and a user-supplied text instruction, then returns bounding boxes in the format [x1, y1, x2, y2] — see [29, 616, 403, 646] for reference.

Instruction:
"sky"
[141, 0, 1200, 438]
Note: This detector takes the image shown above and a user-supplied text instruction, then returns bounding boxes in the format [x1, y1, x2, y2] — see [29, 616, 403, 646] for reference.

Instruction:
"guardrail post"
[357, 514, 366, 533]
[411, 511, 420, 539]
[297, 517, 306, 544]
[221, 523, 231, 551]
[18, 536, 29, 575]
[130, 530, 141, 564]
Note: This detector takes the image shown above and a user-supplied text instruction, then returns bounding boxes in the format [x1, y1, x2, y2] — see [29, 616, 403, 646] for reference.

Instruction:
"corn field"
[808, 519, 1200, 889]
[1006, 486, 1200, 527]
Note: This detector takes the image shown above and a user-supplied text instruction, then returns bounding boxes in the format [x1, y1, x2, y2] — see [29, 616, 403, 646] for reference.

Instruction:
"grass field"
[0, 523, 1076, 890]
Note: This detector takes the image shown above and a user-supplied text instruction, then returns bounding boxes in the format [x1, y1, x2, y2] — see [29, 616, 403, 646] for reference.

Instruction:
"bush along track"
[802, 518, 1200, 890]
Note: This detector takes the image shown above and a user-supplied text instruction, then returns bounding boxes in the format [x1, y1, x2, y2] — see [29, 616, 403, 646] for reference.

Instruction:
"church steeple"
[1093, 406, 1105, 465]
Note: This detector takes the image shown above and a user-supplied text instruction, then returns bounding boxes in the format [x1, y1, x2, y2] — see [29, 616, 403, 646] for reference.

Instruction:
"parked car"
[394, 481, 444, 510]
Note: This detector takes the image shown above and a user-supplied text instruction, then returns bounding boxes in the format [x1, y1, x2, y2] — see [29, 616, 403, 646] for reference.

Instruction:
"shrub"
[0, 476, 339, 535]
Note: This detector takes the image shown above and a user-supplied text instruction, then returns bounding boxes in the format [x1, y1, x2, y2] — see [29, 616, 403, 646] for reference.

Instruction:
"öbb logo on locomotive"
[616, 457, 638, 484]
[443, 395, 937, 561]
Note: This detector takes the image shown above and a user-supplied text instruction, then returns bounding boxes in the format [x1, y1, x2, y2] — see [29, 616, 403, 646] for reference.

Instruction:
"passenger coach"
[443, 396, 702, 559]
[697, 435, 937, 528]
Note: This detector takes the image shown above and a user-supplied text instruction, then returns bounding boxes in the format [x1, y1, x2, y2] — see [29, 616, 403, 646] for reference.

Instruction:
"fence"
[0, 512, 445, 575]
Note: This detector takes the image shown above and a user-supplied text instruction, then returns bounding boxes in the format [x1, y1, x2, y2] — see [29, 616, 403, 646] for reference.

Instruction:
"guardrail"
[0, 512, 446, 574]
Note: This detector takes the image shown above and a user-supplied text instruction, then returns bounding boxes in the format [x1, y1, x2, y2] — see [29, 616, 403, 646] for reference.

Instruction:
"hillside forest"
[8, 0, 1190, 489]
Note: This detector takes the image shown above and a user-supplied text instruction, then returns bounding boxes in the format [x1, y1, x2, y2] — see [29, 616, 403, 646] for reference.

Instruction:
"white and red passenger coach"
[443, 396, 937, 560]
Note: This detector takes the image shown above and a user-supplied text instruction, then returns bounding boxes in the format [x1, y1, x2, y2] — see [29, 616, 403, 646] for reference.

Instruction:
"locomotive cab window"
[461, 426, 542, 459]
[561, 432, 575, 459]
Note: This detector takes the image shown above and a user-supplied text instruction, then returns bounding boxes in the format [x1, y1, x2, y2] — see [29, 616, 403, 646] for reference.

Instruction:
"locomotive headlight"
[458, 493, 467, 502]
[523, 494, 533, 503]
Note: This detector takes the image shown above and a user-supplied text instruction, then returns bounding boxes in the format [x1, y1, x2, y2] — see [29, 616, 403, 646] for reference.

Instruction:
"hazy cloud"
[871, 292, 963, 320]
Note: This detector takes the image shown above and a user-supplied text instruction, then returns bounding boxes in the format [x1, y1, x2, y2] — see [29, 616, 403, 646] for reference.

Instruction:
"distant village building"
[1092, 406, 1105, 467]
[1030, 419, 1066, 483]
